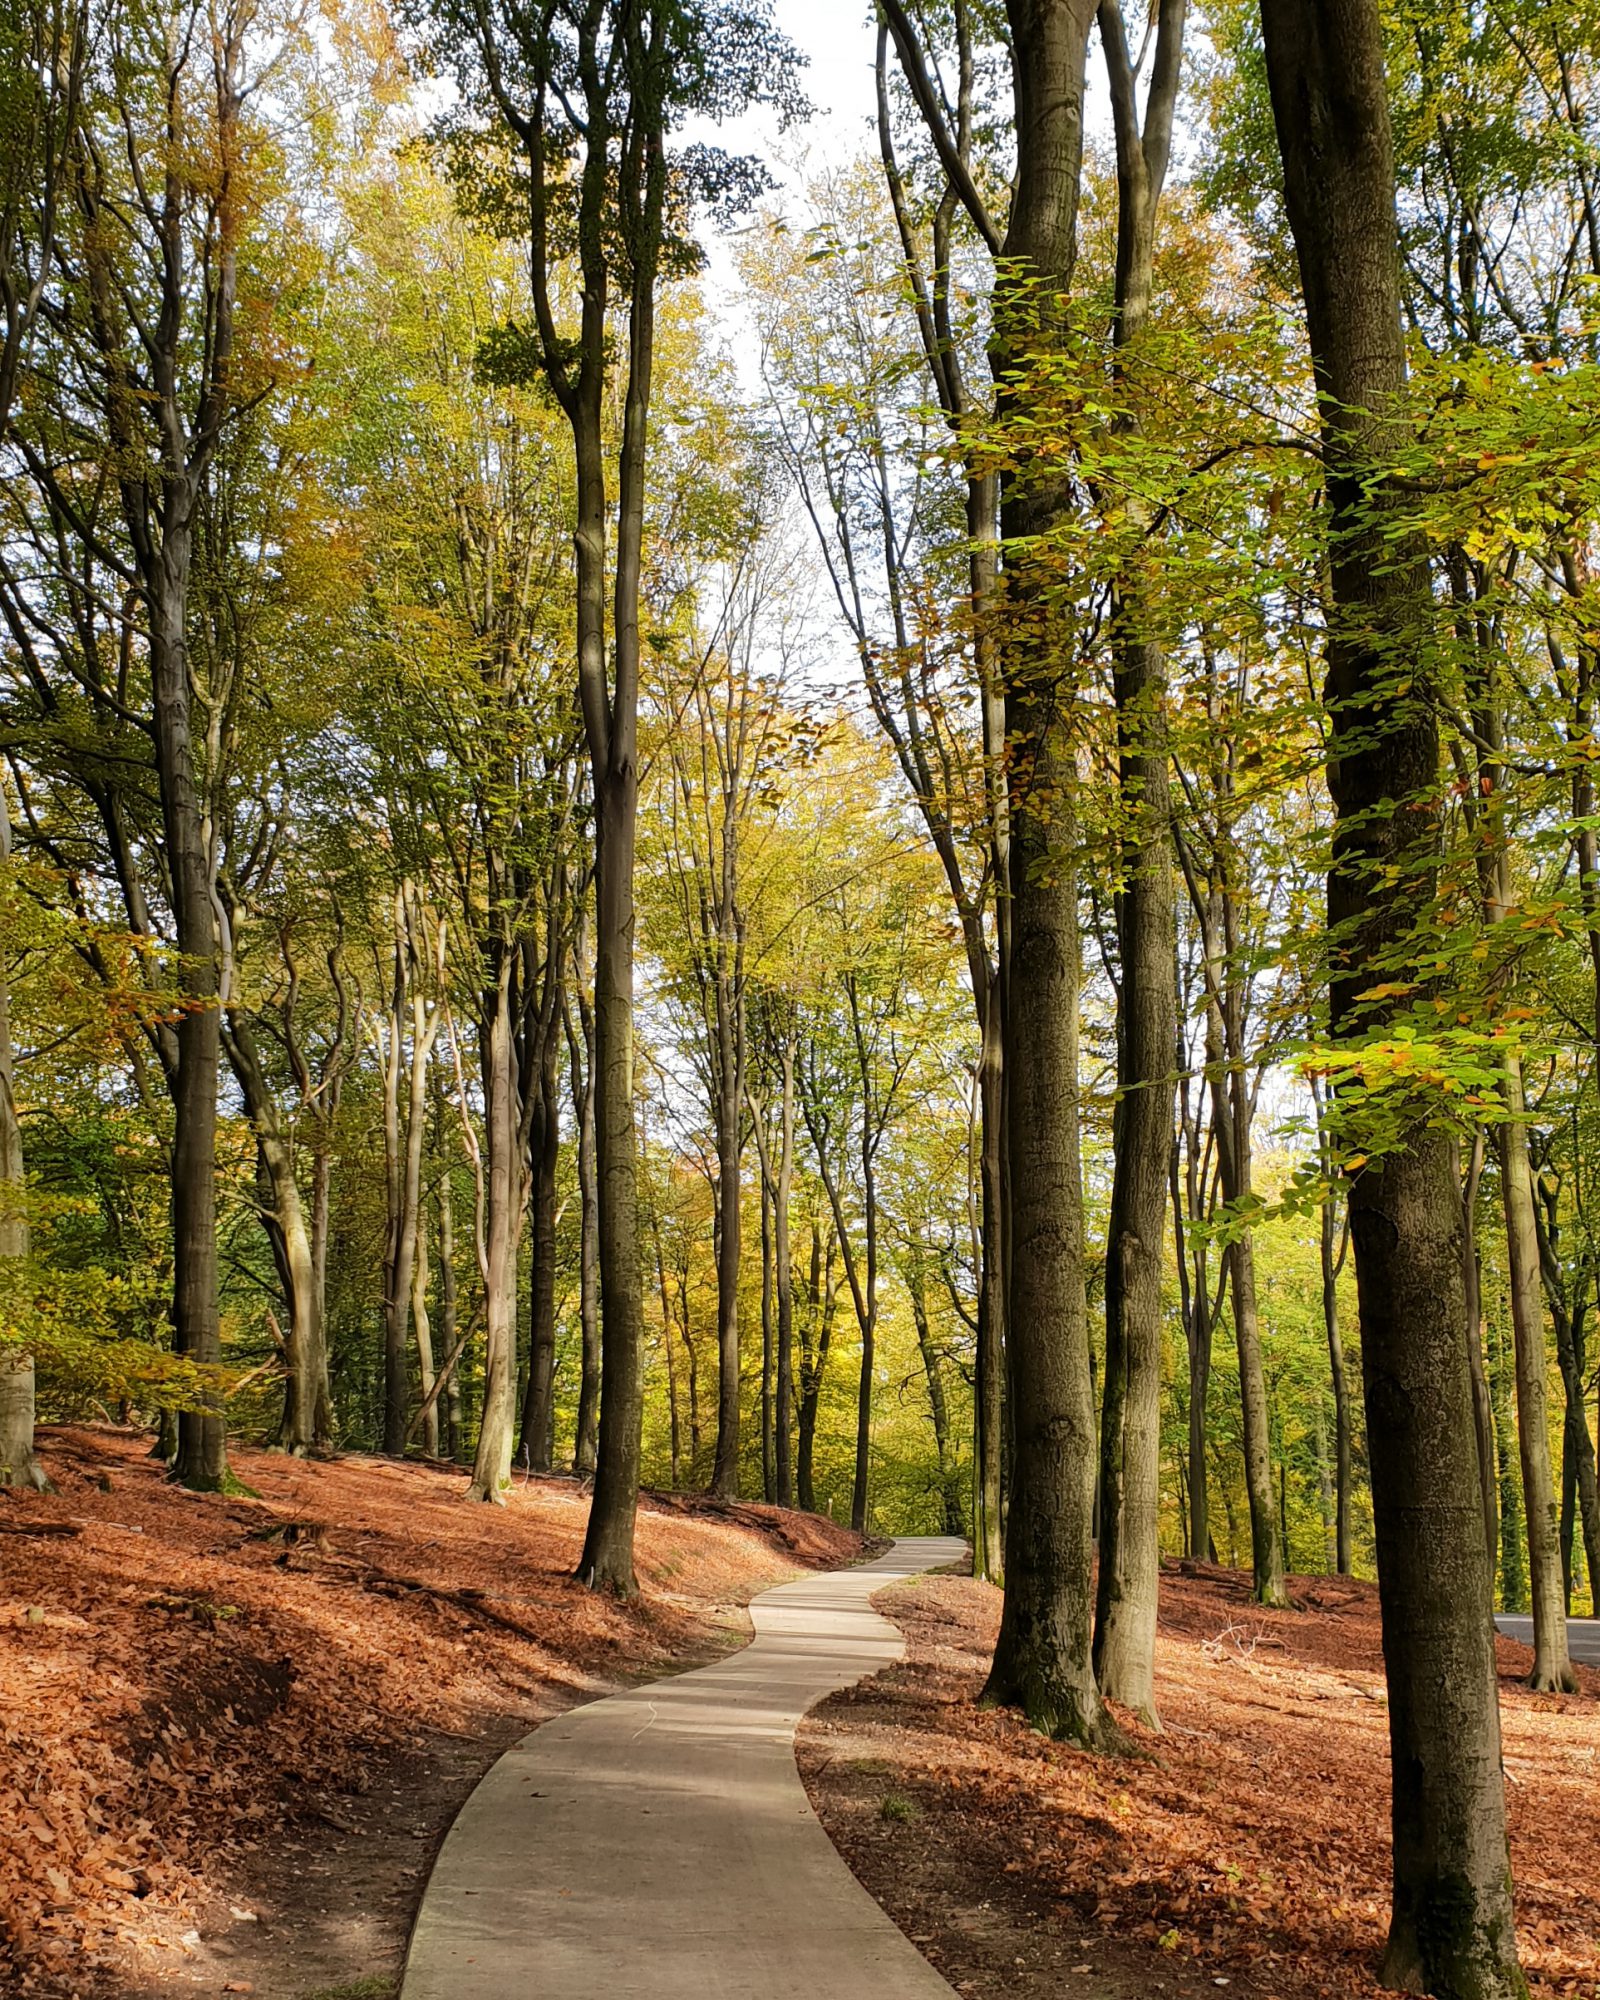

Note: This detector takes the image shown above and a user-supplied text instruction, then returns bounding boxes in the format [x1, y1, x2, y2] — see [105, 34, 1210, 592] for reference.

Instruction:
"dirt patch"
[0, 1424, 861, 1998]
[801, 1564, 1600, 2000]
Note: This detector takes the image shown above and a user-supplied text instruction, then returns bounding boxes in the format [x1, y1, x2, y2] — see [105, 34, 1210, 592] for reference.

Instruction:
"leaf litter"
[0, 1424, 860, 1997]
[801, 1564, 1600, 2000]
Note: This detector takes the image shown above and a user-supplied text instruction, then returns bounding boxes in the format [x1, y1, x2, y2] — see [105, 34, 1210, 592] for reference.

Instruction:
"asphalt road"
[401, 1536, 967, 2000]
[1496, 1615, 1600, 1666]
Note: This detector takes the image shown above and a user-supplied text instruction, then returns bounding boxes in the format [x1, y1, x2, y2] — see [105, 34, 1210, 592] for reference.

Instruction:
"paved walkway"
[1496, 1614, 1600, 1667]
[400, 1535, 966, 2000]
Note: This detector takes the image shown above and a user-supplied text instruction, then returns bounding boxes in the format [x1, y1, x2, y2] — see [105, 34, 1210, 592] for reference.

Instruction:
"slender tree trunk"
[1460, 570, 1572, 1683]
[1199, 896, 1287, 1607]
[759, 1169, 775, 1503]
[378, 924, 411, 1456]
[467, 963, 523, 1502]
[309, 1126, 335, 1445]
[1313, 1080, 1354, 1574]
[774, 1037, 796, 1509]
[518, 1018, 561, 1472]
[1496, 1058, 1573, 1689]
[1490, 1305, 1528, 1610]
[710, 952, 744, 1497]
[384, 968, 437, 1456]
[796, 1226, 834, 1515]
[0, 784, 45, 1491]
[974, 988, 1005, 1576]
[411, 1181, 437, 1459]
[578, 751, 645, 1585]
[1186, 1293, 1211, 1559]
[650, 1191, 682, 1488]
[1314, 1393, 1336, 1570]
[1457, 1131, 1501, 1579]
[570, 986, 600, 1477]
[225, 1021, 325, 1455]
[682, 1271, 701, 1471]
[437, 1157, 461, 1462]
[1091, 0, 1185, 1733]
[908, 1241, 963, 1534]
[153, 547, 227, 1492]
[805, 1043, 880, 1537]
[1173, 1132, 1213, 1561]
[1261, 6, 1524, 1987]
[1320, 1194, 1352, 1575]
[1533, 1186, 1600, 1621]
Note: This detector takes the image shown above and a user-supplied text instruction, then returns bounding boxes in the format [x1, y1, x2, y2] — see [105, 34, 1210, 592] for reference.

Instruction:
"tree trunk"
[682, 1271, 701, 1471]
[1458, 1132, 1501, 1579]
[908, 1240, 963, 1535]
[1496, 1058, 1573, 1689]
[1321, 1190, 1352, 1575]
[571, 985, 600, 1476]
[774, 1038, 796, 1509]
[650, 1188, 682, 1488]
[378, 923, 411, 1456]
[576, 756, 645, 1587]
[153, 542, 228, 1493]
[309, 1127, 336, 1445]
[411, 1180, 438, 1459]
[1173, 1132, 1214, 1562]
[1199, 893, 1287, 1607]
[466, 964, 523, 1501]
[796, 1225, 835, 1515]
[1490, 1305, 1528, 1610]
[804, 1024, 880, 1538]
[569, 103, 656, 1587]
[1260, 4, 1524, 1988]
[518, 1017, 561, 1473]
[437, 1156, 462, 1462]
[225, 1020, 326, 1456]
[759, 1170, 775, 1502]
[1533, 1181, 1600, 1620]
[876, 7, 1006, 1583]
[1091, 0, 1185, 1729]
[1466, 643, 1571, 1680]
[979, 0, 1111, 1750]
[0, 785, 45, 1491]
[973, 987, 1005, 1576]
[709, 951, 744, 1498]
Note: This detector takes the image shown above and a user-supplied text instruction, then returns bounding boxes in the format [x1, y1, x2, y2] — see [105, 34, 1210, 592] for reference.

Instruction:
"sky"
[691, 0, 884, 379]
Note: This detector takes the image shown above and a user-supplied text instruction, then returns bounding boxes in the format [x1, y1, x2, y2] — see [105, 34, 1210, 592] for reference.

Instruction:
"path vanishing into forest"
[1497, 1615, 1600, 1666]
[400, 1536, 967, 2000]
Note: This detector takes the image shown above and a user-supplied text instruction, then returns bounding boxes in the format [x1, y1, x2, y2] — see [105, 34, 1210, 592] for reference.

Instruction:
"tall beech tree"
[977, 0, 1109, 1747]
[0, 0, 81, 1490]
[1260, 3, 1525, 1992]
[3, 0, 280, 1490]
[1090, 0, 1187, 1725]
[871, 0, 1110, 1739]
[431, 0, 800, 1586]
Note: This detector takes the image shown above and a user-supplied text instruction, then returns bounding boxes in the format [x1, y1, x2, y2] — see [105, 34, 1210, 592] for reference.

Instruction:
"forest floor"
[802, 1563, 1600, 2000]
[0, 1423, 863, 2000]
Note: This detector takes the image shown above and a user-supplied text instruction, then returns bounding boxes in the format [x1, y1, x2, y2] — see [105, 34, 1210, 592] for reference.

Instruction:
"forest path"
[399, 1535, 966, 2000]
[1496, 1615, 1600, 1666]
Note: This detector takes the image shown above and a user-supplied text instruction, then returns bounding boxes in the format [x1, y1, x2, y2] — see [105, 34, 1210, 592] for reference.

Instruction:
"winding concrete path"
[400, 1535, 965, 2000]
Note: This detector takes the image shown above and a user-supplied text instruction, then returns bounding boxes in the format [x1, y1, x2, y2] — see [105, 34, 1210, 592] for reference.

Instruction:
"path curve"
[400, 1534, 966, 2000]
[1496, 1614, 1600, 1667]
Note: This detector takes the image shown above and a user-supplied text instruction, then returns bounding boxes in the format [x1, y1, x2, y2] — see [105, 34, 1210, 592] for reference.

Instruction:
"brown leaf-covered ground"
[801, 1564, 1600, 2000]
[0, 1424, 862, 1999]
